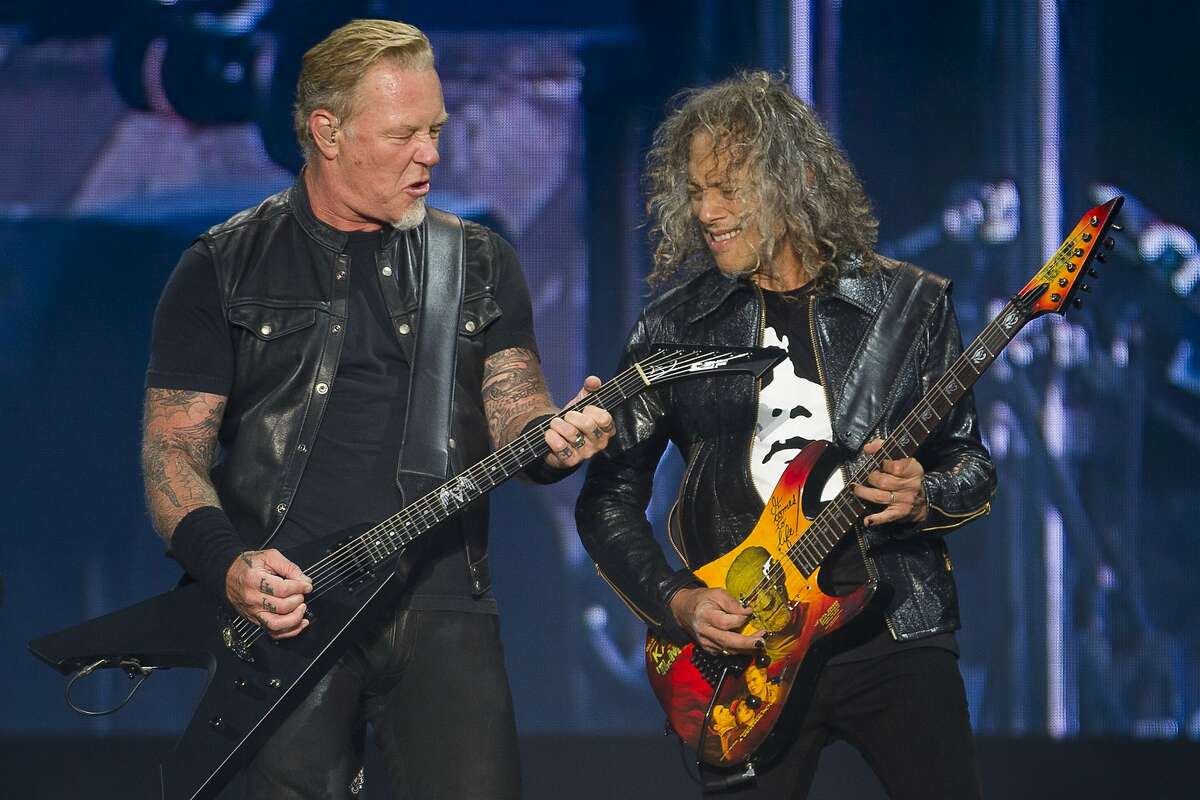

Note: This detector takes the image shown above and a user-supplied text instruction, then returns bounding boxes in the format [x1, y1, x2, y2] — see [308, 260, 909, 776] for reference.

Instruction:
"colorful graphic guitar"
[644, 197, 1124, 769]
[29, 346, 784, 800]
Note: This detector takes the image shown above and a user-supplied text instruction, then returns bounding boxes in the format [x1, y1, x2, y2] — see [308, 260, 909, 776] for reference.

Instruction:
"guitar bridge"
[220, 616, 255, 663]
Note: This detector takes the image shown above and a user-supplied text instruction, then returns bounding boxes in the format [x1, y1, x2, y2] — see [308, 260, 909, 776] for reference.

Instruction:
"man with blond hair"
[142, 19, 612, 798]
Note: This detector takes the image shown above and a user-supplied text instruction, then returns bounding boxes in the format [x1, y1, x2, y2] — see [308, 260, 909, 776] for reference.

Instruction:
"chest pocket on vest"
[459, 293, 502, 338]
[229, 301, 320, 340]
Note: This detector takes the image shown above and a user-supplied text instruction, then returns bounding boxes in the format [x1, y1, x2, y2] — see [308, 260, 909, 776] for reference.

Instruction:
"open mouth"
[405, 180, 431, 196]
[706, 226, 742, 248]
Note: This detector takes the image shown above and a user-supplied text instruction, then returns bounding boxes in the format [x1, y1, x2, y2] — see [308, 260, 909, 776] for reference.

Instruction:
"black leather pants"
[243, 608, 521, 800]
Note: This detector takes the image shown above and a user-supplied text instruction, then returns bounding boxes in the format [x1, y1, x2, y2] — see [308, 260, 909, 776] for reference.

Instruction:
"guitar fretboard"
[783, 294, 1033, 577]
[294, 348, 776, 598]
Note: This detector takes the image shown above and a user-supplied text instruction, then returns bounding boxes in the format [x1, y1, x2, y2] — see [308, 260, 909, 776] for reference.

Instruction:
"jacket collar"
[685, 253, 882, 324]
[827, 254, 884, 315]
[287, 170, 411, 252]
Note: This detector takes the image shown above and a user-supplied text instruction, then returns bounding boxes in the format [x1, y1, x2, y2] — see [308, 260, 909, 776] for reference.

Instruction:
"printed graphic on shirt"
[751, 324, 844, 504]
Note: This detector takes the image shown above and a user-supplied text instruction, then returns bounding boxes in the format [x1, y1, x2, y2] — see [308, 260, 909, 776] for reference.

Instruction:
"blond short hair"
[293, 19, 434, 160]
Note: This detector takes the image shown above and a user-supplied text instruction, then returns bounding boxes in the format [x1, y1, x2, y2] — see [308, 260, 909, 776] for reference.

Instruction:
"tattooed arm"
[481, 347, 615, 471]
[142, 388, 311, 638]
[141, 387, 227, 541]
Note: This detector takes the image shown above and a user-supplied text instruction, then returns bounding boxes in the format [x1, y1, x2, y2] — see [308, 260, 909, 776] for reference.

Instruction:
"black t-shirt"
[146, 227, 539, 613]
[757, 288, 955, 662]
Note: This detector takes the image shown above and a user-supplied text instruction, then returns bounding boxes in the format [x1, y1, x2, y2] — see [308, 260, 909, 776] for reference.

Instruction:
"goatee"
[391, 199, 427, 231]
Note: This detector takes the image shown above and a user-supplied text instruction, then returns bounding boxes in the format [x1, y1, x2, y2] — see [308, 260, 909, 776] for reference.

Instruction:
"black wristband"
[520, 413, 579, 484]
[170, 506, 247, 601]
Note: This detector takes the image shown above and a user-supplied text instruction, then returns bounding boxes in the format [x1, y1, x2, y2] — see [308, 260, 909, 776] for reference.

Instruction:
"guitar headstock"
[1017, 196, 1124, 317]
[637, 346, 786, 387]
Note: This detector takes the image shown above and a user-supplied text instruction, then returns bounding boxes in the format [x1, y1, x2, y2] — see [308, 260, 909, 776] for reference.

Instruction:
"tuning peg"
[1088, 268, 1099, 278]
[1073, 298, 1084, 309]
[1111, 224, 1123, 232]
[1080, 284, 1091, 292]
[1104, 237, 1115, 249]
[1096, 252, 1107, 263]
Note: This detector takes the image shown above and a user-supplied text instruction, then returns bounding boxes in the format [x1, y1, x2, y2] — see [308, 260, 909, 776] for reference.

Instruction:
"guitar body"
[30, 530, 408, 800]
[645, 440, 876, 768]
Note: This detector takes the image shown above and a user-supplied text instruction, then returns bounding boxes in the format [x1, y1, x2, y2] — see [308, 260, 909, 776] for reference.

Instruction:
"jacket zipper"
[923, 501, 992, 532]
[594, 563, 661, 627]
[669, 441, 706, 567]
[746, 285, 767, 481]
[808, 295, 896, 638]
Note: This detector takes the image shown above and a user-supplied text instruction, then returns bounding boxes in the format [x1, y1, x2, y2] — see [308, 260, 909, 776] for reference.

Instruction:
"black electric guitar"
[30, 345, 784, 800]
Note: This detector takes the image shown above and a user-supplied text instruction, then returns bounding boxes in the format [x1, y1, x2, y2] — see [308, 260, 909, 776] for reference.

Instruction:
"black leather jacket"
[575, 257, 996, 642]
[200, 176, 508, 595]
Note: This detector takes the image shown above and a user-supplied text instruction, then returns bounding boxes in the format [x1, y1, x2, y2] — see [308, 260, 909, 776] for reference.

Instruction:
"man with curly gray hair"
[577, 71, 995, 798]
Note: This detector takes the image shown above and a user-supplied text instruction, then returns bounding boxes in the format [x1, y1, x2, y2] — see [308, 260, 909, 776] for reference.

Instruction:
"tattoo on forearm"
[482, 348, 556, 447]
[142, 388, 227, 542]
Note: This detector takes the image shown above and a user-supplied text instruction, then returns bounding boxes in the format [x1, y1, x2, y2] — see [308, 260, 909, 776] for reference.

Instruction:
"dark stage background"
[1, 1, 1198, 797]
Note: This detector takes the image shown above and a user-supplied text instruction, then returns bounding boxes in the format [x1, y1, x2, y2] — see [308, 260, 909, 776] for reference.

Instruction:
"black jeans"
[243, 608, 521, 800]
[703, 648, 982, 800]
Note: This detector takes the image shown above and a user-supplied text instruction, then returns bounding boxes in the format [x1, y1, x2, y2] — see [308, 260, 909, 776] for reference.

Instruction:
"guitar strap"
[395, 208, 465, 502]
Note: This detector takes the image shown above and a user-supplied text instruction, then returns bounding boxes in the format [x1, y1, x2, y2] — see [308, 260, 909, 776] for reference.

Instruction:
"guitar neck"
[306, 366, 641, 590]
[300, 346, 785, 595]
[786, 292, 1037, 575]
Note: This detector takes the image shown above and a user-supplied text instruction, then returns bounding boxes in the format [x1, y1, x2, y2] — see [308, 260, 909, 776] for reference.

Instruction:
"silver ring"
[573, 432, 586, 448]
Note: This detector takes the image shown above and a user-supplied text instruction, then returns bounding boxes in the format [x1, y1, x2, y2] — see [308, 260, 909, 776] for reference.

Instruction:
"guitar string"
[230, 348, 755, 641]
[745, 312, 1015, 600]
[780, 314, 1015, 573]
[741, 305, 1020, 606]
[227, 361, 658, 642]
[732, 304, 1021, 615]
[231, 348, 749, 642]
[286, 348, 729, 590]
[227, 360, 653, 641]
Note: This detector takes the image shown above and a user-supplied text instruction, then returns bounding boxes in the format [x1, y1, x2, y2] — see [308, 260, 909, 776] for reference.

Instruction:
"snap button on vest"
[316, 382, 329, 395]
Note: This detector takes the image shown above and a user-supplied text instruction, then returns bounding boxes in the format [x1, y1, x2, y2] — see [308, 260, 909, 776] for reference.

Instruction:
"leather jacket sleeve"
[913, 287, 997, 533]
[575, 316, 703, 642]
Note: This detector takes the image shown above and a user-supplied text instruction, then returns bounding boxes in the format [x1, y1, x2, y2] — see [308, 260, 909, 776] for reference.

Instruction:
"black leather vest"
[200, 177, 504, 594]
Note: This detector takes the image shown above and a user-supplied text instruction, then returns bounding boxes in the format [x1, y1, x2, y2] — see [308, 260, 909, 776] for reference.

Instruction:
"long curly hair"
[644, 71, 878, 289]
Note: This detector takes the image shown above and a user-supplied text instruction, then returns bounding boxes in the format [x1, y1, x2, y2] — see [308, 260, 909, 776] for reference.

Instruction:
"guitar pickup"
[691, 649, 751, 688]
